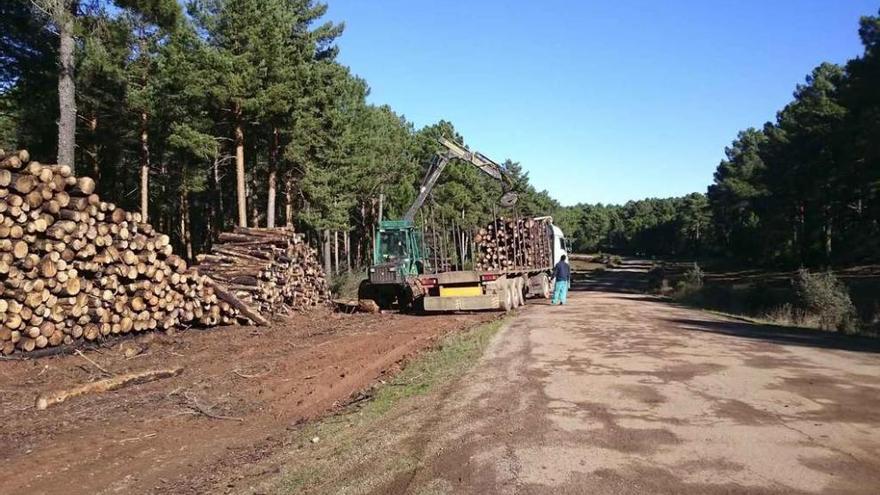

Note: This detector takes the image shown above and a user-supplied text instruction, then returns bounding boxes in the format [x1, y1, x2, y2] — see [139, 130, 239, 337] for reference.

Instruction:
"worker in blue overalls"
[552, 255, 570, 305]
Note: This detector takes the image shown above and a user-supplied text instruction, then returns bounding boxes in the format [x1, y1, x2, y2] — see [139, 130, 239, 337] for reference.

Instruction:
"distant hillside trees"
[2, 2, 877, 270]
[557, 194, 710, 257]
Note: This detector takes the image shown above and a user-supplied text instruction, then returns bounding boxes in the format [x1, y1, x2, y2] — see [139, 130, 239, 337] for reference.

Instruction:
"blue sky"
[324, 1, 878, 206]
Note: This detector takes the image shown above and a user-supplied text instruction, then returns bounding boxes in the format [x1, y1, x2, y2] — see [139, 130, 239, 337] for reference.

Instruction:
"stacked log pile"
[196, 227, 329, 315]
[0, 149, 246, 355]
[474, 217, 553, 272]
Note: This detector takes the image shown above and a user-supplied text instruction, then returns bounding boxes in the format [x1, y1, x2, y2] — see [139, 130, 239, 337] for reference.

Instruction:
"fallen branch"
[74, 349, 112, 376]
[126, 352, 151, 361]
[118, 432, 157, 444]
[35, 366, 184, 410]
[232, 367, 272, 379]
[0, 345, 77, 360]
[390, 372, 425, 386]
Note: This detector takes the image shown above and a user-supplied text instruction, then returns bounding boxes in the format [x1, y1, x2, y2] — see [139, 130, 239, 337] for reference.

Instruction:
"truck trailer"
[419, 217, 569, 311]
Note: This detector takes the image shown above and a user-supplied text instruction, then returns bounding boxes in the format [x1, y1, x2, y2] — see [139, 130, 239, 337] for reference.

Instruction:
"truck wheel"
[515, 278, 526, 307]
[500, 281, 513, 311]
[360, 281, 395, 310]
[397, 287, 411, 311]
[358, 279, 375, 301]
[540, 274, 551, 299]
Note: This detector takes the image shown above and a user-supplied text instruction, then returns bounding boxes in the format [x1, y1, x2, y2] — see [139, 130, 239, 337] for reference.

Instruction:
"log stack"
[474, 216, 553, 272]
[0, 149, 247, 355]
[195, 227, 329, 315]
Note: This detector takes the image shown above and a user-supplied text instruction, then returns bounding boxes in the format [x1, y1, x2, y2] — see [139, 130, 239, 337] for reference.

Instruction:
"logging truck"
[419, 216, 569, 311]
[359, 138, 570, 311]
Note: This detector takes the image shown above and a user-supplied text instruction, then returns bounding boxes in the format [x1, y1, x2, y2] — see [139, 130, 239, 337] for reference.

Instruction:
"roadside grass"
[260, 318, 507, 495]
[365, 317, 504, 417]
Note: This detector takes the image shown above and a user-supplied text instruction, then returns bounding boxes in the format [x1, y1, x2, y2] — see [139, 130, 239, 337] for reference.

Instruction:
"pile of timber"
[474, 216, 553, 272]
[195, 227, 329, 315]
[0, 149, 249, 356]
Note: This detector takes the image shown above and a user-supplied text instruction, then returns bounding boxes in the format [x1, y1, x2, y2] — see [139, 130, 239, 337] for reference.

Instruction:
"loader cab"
[378, 228, 408, 262]
[369, 219, 424, 284]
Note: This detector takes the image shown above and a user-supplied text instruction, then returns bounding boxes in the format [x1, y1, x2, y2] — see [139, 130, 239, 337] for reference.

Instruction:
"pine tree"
[30, 0, 77, 166]
[707, 128, 768, 259]
[0, 1, 59, 157]
[764, 63, 847, 264]
[29, 0, 178, 168]
[839, 11, 880, 260]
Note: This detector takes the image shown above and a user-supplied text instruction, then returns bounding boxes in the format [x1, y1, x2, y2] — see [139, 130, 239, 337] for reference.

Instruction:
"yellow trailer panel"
[439, 285, 483, 298]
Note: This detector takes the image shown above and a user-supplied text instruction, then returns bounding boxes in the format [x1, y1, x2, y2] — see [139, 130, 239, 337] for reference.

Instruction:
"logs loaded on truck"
[474, 216, 555, 272]
[0, 149, 327, 356]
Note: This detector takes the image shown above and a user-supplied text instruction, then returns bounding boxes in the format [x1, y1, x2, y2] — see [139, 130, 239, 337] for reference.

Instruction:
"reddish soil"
[0, 309, 497, 495]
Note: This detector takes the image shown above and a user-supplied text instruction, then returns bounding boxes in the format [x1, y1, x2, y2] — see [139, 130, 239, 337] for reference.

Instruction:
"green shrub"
[331, 272, 366, 299]
[870, 303, 880, 336]
[743, 282, 785, 311]
[609, 255, 623, 267]
[683, 262, 704, 288]
[795, 269, 859, 333]
[672, 262, 704, 299]
[647, 264, 667, 293]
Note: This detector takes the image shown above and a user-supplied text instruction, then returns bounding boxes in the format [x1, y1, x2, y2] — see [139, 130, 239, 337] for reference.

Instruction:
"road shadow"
[565, 257, 880, 354]
[668, 317, 880, 354]
[571, 259, 650, 294]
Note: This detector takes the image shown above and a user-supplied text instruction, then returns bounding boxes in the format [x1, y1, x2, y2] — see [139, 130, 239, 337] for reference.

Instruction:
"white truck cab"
[550, 223, 569, 266]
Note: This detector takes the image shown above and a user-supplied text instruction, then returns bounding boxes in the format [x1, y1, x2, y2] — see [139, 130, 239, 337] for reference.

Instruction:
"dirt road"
[388, 281, 880, 493]
[0, 309, 497, 495]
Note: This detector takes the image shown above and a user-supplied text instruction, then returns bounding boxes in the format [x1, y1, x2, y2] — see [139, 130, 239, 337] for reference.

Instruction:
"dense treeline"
[0, 0, 555, 272]
[554, 194, 710, 256]
[3, 3, 877, 271]
[559, 11, 880, 267]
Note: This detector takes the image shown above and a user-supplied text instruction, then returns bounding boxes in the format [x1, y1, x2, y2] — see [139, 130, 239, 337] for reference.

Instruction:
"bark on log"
[35, 366, 184, 410]
[0, 149, 248, 355]
[202, 276, 268, 326]
[196, 226, 329, 316]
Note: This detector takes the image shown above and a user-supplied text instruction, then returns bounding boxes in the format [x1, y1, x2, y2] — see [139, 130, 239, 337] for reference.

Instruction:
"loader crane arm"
[403, 137, 517, 222]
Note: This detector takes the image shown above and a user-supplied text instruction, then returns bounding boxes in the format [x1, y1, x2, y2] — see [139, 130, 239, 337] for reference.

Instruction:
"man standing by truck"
[552, 255, 571, 305]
